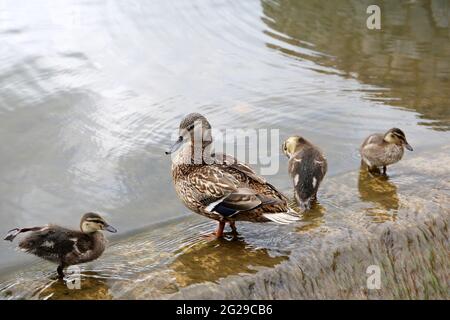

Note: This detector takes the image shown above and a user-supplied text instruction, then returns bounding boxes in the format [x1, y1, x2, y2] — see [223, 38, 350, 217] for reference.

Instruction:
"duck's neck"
[84, 230, 103, 240]
[92, 231, 107, 248]
[82, 231, 106, 260]
[176, 141, 214, 165]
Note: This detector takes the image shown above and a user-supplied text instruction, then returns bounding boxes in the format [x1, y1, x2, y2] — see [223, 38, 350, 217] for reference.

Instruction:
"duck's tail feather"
[263, 211, 300, 224]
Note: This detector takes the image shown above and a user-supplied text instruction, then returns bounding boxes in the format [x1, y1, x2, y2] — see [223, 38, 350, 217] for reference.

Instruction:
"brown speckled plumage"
[167, 113, 299, 236]
[172, 153, 291, 222]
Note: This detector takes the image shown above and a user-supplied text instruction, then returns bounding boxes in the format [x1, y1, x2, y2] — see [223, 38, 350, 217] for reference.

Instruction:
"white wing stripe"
[205, 196, 228, 213]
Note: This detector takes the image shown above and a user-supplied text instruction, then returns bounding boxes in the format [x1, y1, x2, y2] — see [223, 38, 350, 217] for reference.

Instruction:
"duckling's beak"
[281, 141, 289, 158]
[165, 136, 183, 155]
[104, 224, 117, 233]
[404, 142, 413, 151]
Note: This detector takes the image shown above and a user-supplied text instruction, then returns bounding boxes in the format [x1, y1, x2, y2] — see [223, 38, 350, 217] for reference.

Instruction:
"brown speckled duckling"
[165, 113, 299, 238]
[360, 128, 413, 175]
[4, 213, 117, 278]
[282, 136, 327, 211]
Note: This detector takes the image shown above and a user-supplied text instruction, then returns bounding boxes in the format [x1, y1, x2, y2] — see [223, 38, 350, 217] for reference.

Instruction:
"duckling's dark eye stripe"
[86, 219, 105, 224]
[393, 132, 406, 140]
[391, 129, 405, 137]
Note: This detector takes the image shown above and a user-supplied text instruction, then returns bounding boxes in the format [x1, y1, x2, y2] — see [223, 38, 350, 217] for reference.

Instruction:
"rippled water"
[0, 0, 449, 295]
[1, 146, 448, 299]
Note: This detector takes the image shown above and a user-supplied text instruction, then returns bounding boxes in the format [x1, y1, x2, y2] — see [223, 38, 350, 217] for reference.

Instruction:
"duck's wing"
[191, 166, 279, 218]
[214, 152, 290, 203]
[360, 134, 386, 165]
[361, 133, 384, 147]
[214, 152, 266, 184]
[360, 134, 384, 153]
[18, 227, 82, 261]
[215, 153, 288, 201]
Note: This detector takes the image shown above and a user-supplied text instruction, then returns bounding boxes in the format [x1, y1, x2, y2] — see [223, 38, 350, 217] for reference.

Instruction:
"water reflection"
[261, 0, 450, 130]
[170, 237, 288, 287]
[298, 202, 326, 232]
[0, 0, 449, 276]
[36, 272, 113, 300]
[0, 270, 114, 300]
[288, 198, 326, 232]
[358, 169, 399, 222]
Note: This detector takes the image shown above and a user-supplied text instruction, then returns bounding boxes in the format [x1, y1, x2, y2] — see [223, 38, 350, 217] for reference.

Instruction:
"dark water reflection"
[262, 0, 450, 130]
[358, 169, 399, 210]
[170, 236, 288, 287]
[358, 169, 400, 222]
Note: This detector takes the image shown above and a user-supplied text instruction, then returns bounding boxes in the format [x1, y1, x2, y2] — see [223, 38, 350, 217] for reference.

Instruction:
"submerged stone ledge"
[0, 146, 448, 299]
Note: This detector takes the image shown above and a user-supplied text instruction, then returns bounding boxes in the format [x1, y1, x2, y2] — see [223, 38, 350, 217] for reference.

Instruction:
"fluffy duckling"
[360, 128, 413, 175]
[4, 213, 117, 278]
[165, 113, 299, 238]
[282, 136, 327, 211]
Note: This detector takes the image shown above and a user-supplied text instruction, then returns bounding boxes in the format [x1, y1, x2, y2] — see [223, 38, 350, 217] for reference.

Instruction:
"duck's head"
[282, 136, 309, 158]
[165, 113, 212, 155]
[383, 128, 413, 151]
[80, 213, 117, 234]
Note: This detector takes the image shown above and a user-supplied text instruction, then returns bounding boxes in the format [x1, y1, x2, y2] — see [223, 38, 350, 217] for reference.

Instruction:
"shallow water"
[0, 0, 449, 296]
[0, 146, 448, 299]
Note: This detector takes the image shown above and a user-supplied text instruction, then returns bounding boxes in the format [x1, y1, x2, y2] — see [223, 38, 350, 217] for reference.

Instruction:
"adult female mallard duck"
[165, 113, 299, 237]
[4, 213, 117, 278]
[282, 135, 327, 211]
[360, 128, 413, 175]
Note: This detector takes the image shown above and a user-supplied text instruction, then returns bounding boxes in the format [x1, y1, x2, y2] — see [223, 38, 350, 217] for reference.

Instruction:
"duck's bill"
[404, 142, 413, 151]
[104, 224, 117, 233]
[165, 136, 183, 155]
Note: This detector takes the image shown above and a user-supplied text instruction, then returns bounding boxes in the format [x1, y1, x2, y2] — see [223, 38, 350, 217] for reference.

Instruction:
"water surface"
[0, 0, 449, 278]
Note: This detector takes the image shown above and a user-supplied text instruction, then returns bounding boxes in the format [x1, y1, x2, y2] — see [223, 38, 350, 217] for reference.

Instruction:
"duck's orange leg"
[215, 221, 226, 238]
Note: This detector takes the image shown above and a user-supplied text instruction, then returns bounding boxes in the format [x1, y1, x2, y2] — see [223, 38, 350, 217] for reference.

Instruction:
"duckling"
[360, 128, 413, 175]
[4, 213, 117, 278]
[282, 136, 327, 211]
[165, 113, 299, 238]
